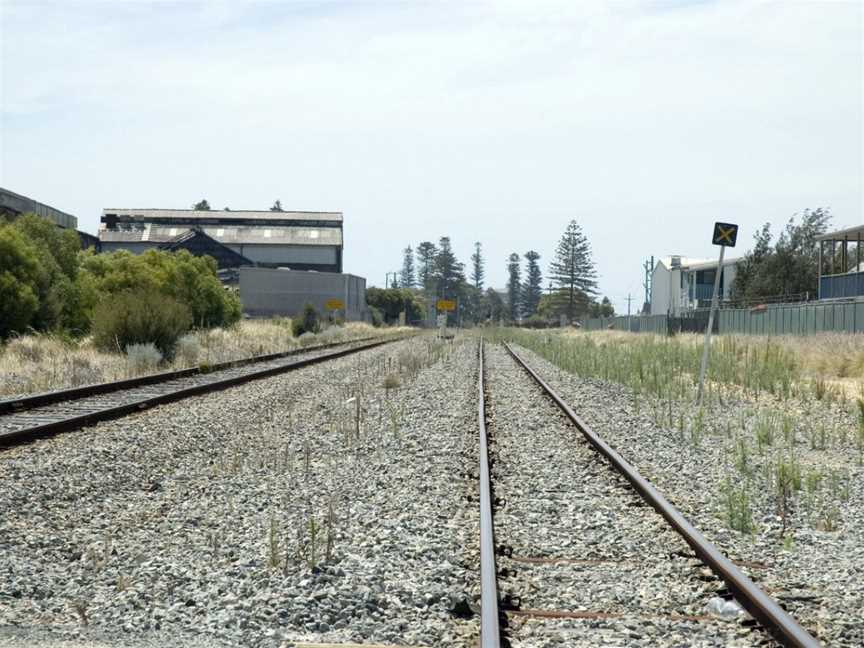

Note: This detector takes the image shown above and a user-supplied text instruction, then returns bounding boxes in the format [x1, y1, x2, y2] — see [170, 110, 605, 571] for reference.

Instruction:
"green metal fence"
[580, 300, 864, 336]
[718, 301, 864, 335]
[580, 314, 669, 334]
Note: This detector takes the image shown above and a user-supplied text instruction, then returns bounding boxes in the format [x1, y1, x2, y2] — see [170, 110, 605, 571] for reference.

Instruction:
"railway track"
[476, 339, 821, 648]
[0, 336, 401, 447]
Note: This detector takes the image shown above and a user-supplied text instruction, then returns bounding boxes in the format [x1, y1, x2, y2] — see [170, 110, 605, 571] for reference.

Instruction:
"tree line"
[0, 213, 241, 355]
[373, 219, 615, 325]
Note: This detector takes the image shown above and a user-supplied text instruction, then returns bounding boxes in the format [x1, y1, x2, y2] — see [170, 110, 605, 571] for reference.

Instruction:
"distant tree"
[270, 200, 284, 212]
[224, 207, 231, 211]
[507, 253, 522, 320]
[471, 241, 485, 290]
[521, 250, 543, 317]
[416, 241, 438, 291]
[366, 287, 424, 324]
[483, 287, 507, 322]
[732, 208, 831, 302]
[588, 296, 615, 318]
[192, 199, 211, 211]
[432, 237, 464, 298]
[400, 245, 416, 289]
[548, 220, 597, 319]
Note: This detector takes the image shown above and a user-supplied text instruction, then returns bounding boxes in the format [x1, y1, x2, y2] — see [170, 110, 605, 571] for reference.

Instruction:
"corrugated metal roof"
[102, 208, 342, 223]
[99, 225, 342, 246]
[1, 187, 78, 229]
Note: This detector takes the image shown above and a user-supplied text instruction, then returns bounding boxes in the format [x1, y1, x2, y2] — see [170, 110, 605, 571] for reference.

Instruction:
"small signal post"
[696, 222, 739, 406]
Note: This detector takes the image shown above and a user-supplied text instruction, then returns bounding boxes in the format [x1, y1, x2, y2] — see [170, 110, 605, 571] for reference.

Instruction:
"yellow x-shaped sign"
[716, 226, 736, 243]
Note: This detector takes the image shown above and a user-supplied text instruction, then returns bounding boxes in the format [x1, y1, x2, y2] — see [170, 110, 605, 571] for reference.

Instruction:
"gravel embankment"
[508, 342, 863, 647]
[0, 335, 480, 648]
[484, 343, 761, 648]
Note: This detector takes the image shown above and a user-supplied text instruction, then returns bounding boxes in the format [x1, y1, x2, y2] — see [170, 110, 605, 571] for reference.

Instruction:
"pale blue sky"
[1, 0, 861, 312]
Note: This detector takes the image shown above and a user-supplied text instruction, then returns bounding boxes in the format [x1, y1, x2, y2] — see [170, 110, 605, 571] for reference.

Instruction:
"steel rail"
[0, 336, 379, 416]
[503, 342, 821, 648]
[0, 337, 399, 447]
[478, 339, 502, 648]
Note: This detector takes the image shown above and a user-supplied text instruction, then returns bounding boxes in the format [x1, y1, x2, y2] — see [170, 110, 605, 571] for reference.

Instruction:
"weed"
[722, 478, 755, 534]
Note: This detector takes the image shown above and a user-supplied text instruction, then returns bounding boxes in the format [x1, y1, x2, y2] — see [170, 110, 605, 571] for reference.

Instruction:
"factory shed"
[100, 208, 343, 272]
[240, 267, 368, 322]
[158, 228, 253, 270]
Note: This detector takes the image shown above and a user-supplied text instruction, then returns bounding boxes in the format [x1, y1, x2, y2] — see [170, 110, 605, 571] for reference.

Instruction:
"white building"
[650, 255, 741, 315]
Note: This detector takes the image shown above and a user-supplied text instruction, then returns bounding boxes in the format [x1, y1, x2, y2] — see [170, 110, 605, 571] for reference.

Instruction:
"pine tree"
[522, 250, 543, 317]
[548, 220, 598, 319]
[400, 245, 416, 289]
[416, 241, 438, 291]
[433, 237, 465, 298]
[507, 253, 522, 320]
[471, 241, 485, 290]
[270, 200, 284, 212]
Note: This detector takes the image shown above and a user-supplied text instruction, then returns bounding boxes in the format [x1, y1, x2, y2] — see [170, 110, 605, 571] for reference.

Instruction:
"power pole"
[626, 293, 633, 332]
[643, 256, 654, 314]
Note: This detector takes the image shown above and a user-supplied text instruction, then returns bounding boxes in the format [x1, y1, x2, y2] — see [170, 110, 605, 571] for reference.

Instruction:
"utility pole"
[626, 294, 633, 331]
[643, 256, 654, 314]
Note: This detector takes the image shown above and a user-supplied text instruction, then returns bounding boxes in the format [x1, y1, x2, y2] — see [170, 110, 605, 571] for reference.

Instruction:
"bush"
[92, 290, 193, 357]
[369, 306, 384, 328]
[0, 226, 44, 338]
[297, 331, 317, 347]
[292, 304, 320, 337]
[125, 343, 163, 371]
[176, 334, 201, 365]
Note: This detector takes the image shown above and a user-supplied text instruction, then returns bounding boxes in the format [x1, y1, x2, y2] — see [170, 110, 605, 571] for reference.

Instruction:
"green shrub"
[91, 290, 193, 357]
[292, 304, 320, 337]
[369, 306, 384, 328]
[0, 226, 44, 338]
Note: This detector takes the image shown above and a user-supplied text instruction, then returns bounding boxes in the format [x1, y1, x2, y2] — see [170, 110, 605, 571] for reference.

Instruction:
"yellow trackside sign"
[325, 299, 345, 310]
[437, 299, 456, 312]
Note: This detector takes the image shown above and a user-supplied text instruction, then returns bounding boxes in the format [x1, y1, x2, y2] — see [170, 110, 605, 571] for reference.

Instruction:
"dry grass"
[565, 329, 864, 383]
[0, 321, 410, 398]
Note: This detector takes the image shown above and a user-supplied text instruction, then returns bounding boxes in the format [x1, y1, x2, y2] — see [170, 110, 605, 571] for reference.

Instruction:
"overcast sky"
[1, 0, 861, 312]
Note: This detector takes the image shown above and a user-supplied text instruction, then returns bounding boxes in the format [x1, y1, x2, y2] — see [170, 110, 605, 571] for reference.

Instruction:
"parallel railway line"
[476, 338, 821, 648]
[0, 336, 400, 447]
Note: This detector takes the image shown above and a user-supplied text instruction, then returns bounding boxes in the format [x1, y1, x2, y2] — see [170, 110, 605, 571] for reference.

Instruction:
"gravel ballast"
[507, 341, 862, 647]
[0, 336, 480, 648]
[484, 342, 763, 647]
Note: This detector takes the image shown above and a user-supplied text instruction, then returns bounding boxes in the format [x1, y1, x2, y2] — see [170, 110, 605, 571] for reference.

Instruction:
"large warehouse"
[98, 208, 343, 272]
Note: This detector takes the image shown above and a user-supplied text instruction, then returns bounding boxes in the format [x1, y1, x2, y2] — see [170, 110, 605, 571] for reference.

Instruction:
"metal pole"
[696, 246, 725, 406]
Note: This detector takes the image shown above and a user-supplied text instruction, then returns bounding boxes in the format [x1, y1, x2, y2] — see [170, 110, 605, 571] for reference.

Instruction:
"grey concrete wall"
[239, 267, 368, 321]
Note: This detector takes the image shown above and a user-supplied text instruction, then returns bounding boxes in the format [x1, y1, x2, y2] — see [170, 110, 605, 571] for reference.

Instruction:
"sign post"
[696, 222, 738, 406]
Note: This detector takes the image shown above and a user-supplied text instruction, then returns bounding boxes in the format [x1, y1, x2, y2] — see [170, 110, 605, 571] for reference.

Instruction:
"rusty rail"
[503, 342, 821, 648]
[0, 336, 379, 415]
[0, 337, 402, 448]
[477, 339, 502, 648]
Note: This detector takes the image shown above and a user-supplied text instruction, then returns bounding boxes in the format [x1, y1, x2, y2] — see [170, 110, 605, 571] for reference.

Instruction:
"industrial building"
[99, 208, 343, 272]
[240, 267, 368, 321]
[650, 255, 741, 316]
[1, 187, 100, 249]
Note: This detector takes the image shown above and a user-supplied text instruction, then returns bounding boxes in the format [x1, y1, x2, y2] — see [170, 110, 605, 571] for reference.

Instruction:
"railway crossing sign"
[712, 222, 739, 247]
[325, 298, 345, 311]
[437, 299, 456, 312]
